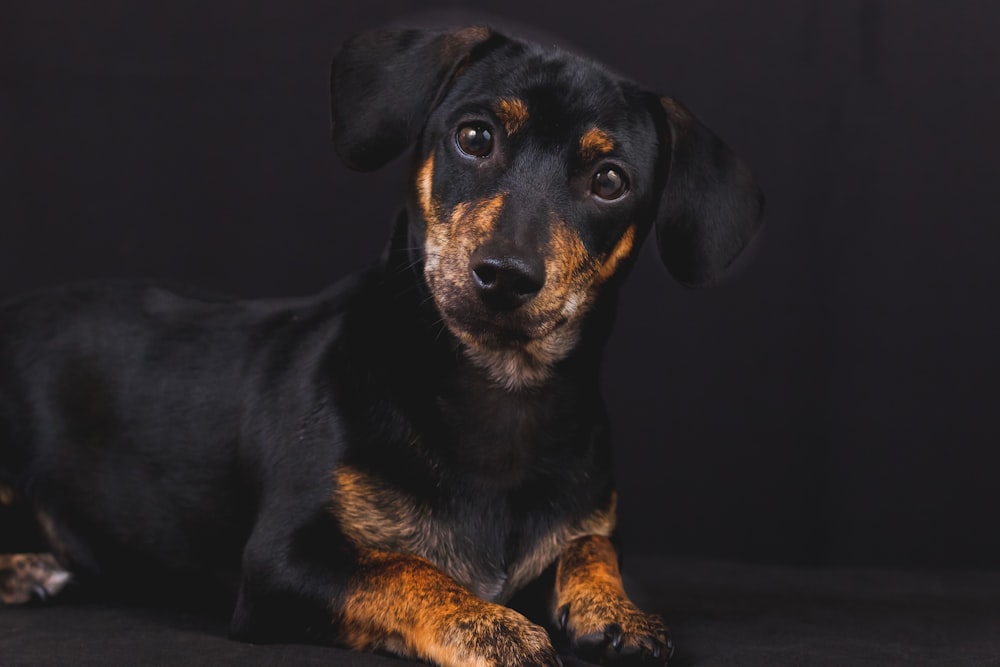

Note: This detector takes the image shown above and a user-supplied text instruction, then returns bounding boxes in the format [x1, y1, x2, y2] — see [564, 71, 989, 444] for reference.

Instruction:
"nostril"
[472, 264, 498, 289]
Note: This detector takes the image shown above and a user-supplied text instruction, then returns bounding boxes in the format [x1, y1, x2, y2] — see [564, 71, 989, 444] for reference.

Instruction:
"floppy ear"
[651, 96, 764, 287]
[331, 27, 494, 171]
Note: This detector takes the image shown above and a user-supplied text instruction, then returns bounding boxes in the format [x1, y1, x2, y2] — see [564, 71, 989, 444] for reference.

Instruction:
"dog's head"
[331, 27, 763, 388]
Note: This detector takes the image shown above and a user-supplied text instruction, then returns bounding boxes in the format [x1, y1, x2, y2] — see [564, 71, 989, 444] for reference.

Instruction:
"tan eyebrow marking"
[579, 127, 615, 161]
[495, 97, 529, 135]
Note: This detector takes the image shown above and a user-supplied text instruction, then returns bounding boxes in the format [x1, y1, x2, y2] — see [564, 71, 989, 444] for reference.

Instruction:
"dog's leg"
[0, 553, 72, 604]
[554, 535, 672, 664]
[338, 549, 561, 667]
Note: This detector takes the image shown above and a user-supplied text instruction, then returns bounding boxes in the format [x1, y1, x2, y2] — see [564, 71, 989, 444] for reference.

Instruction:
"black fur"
[0, 24, 762, 665]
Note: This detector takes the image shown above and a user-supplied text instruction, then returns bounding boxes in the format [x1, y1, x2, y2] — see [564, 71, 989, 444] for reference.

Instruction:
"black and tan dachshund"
[0, 25, 762, 666]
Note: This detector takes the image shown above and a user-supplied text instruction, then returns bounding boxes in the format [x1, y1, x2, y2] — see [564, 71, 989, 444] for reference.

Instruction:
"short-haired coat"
[0, 24, 763, 666]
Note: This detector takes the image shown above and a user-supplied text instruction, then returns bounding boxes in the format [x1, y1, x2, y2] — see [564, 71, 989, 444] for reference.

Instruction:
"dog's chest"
[331, 376, 613, 601]
[332, 463, 609, 603]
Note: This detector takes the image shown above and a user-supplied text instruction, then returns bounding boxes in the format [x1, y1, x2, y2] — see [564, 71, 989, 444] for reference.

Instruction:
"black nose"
[471, 255, 545, 311]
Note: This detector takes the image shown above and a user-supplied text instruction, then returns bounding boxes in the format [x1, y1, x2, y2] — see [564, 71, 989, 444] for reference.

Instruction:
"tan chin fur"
[458, 323, 582, 391]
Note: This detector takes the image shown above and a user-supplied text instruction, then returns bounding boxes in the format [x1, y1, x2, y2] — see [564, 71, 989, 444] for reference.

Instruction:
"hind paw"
[0, 553, 72, 604]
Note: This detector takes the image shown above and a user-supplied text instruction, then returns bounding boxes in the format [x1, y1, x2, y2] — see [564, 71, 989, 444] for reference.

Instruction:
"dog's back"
[0, 280, 355, 581]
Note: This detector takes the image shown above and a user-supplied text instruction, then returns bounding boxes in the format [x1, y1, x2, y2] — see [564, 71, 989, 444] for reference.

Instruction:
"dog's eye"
[591, 166, 628, 200]
[456, 124, 494, 158]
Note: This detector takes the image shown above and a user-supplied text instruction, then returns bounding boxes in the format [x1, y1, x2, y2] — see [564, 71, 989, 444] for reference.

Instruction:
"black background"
[2, 1, 998, 570]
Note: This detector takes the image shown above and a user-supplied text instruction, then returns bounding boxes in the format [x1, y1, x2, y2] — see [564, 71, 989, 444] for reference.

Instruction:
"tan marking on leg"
[495, 98, 528, 135]
[333, 465, 618, 606]
[556, 535, 627, 603]
[337, 549, 559, 667]
[331, 466, 431, 553]
[579, 127, 615, 162]
[332, 464, 502, 600]
[506, 493, 617, 594]
[0, 485, 15, 506]
[555, 535, 670, 662]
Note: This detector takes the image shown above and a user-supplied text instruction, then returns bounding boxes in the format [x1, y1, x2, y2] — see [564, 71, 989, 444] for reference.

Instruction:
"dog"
[0, 24, 762, 666]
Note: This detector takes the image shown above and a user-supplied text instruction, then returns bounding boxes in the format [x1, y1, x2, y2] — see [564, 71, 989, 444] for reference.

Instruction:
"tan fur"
[0, 553, 72, 605]
[579, 127, 615, 162]
[506, 493, 617, 594]
[338, 549, 558, 667]
[424, 194, 506, 317]
[463, 220, 634, 389]
[0, 485, 14, 506]
[595, 224, 637, 284]
[554, 535, 669, 656]
[417, 154, 440, 227]
[332, 465, 431, 555]
[495, 98, 529, 135]
[332, 465, 617, 603]
[420, 146, 505, 291]
[452, 219, 590, 388]
[460, 327, 582, 391]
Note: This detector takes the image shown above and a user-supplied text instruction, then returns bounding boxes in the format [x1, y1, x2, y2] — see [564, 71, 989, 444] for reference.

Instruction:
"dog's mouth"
[437, 305, 568, 349]
[436, 301, 585, 389]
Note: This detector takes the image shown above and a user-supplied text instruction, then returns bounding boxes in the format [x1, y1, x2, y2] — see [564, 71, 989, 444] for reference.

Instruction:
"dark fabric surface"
[3, 558, 998, 666]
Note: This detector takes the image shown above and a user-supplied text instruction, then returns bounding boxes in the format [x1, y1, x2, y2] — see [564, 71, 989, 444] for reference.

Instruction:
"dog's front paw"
[557, 597, 672, 664]
[456, 605, 562, 667]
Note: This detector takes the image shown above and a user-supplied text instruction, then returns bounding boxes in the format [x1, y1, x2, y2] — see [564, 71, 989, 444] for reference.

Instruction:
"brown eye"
[591, 166, 628, 200]
[456, 124, 494, 157]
